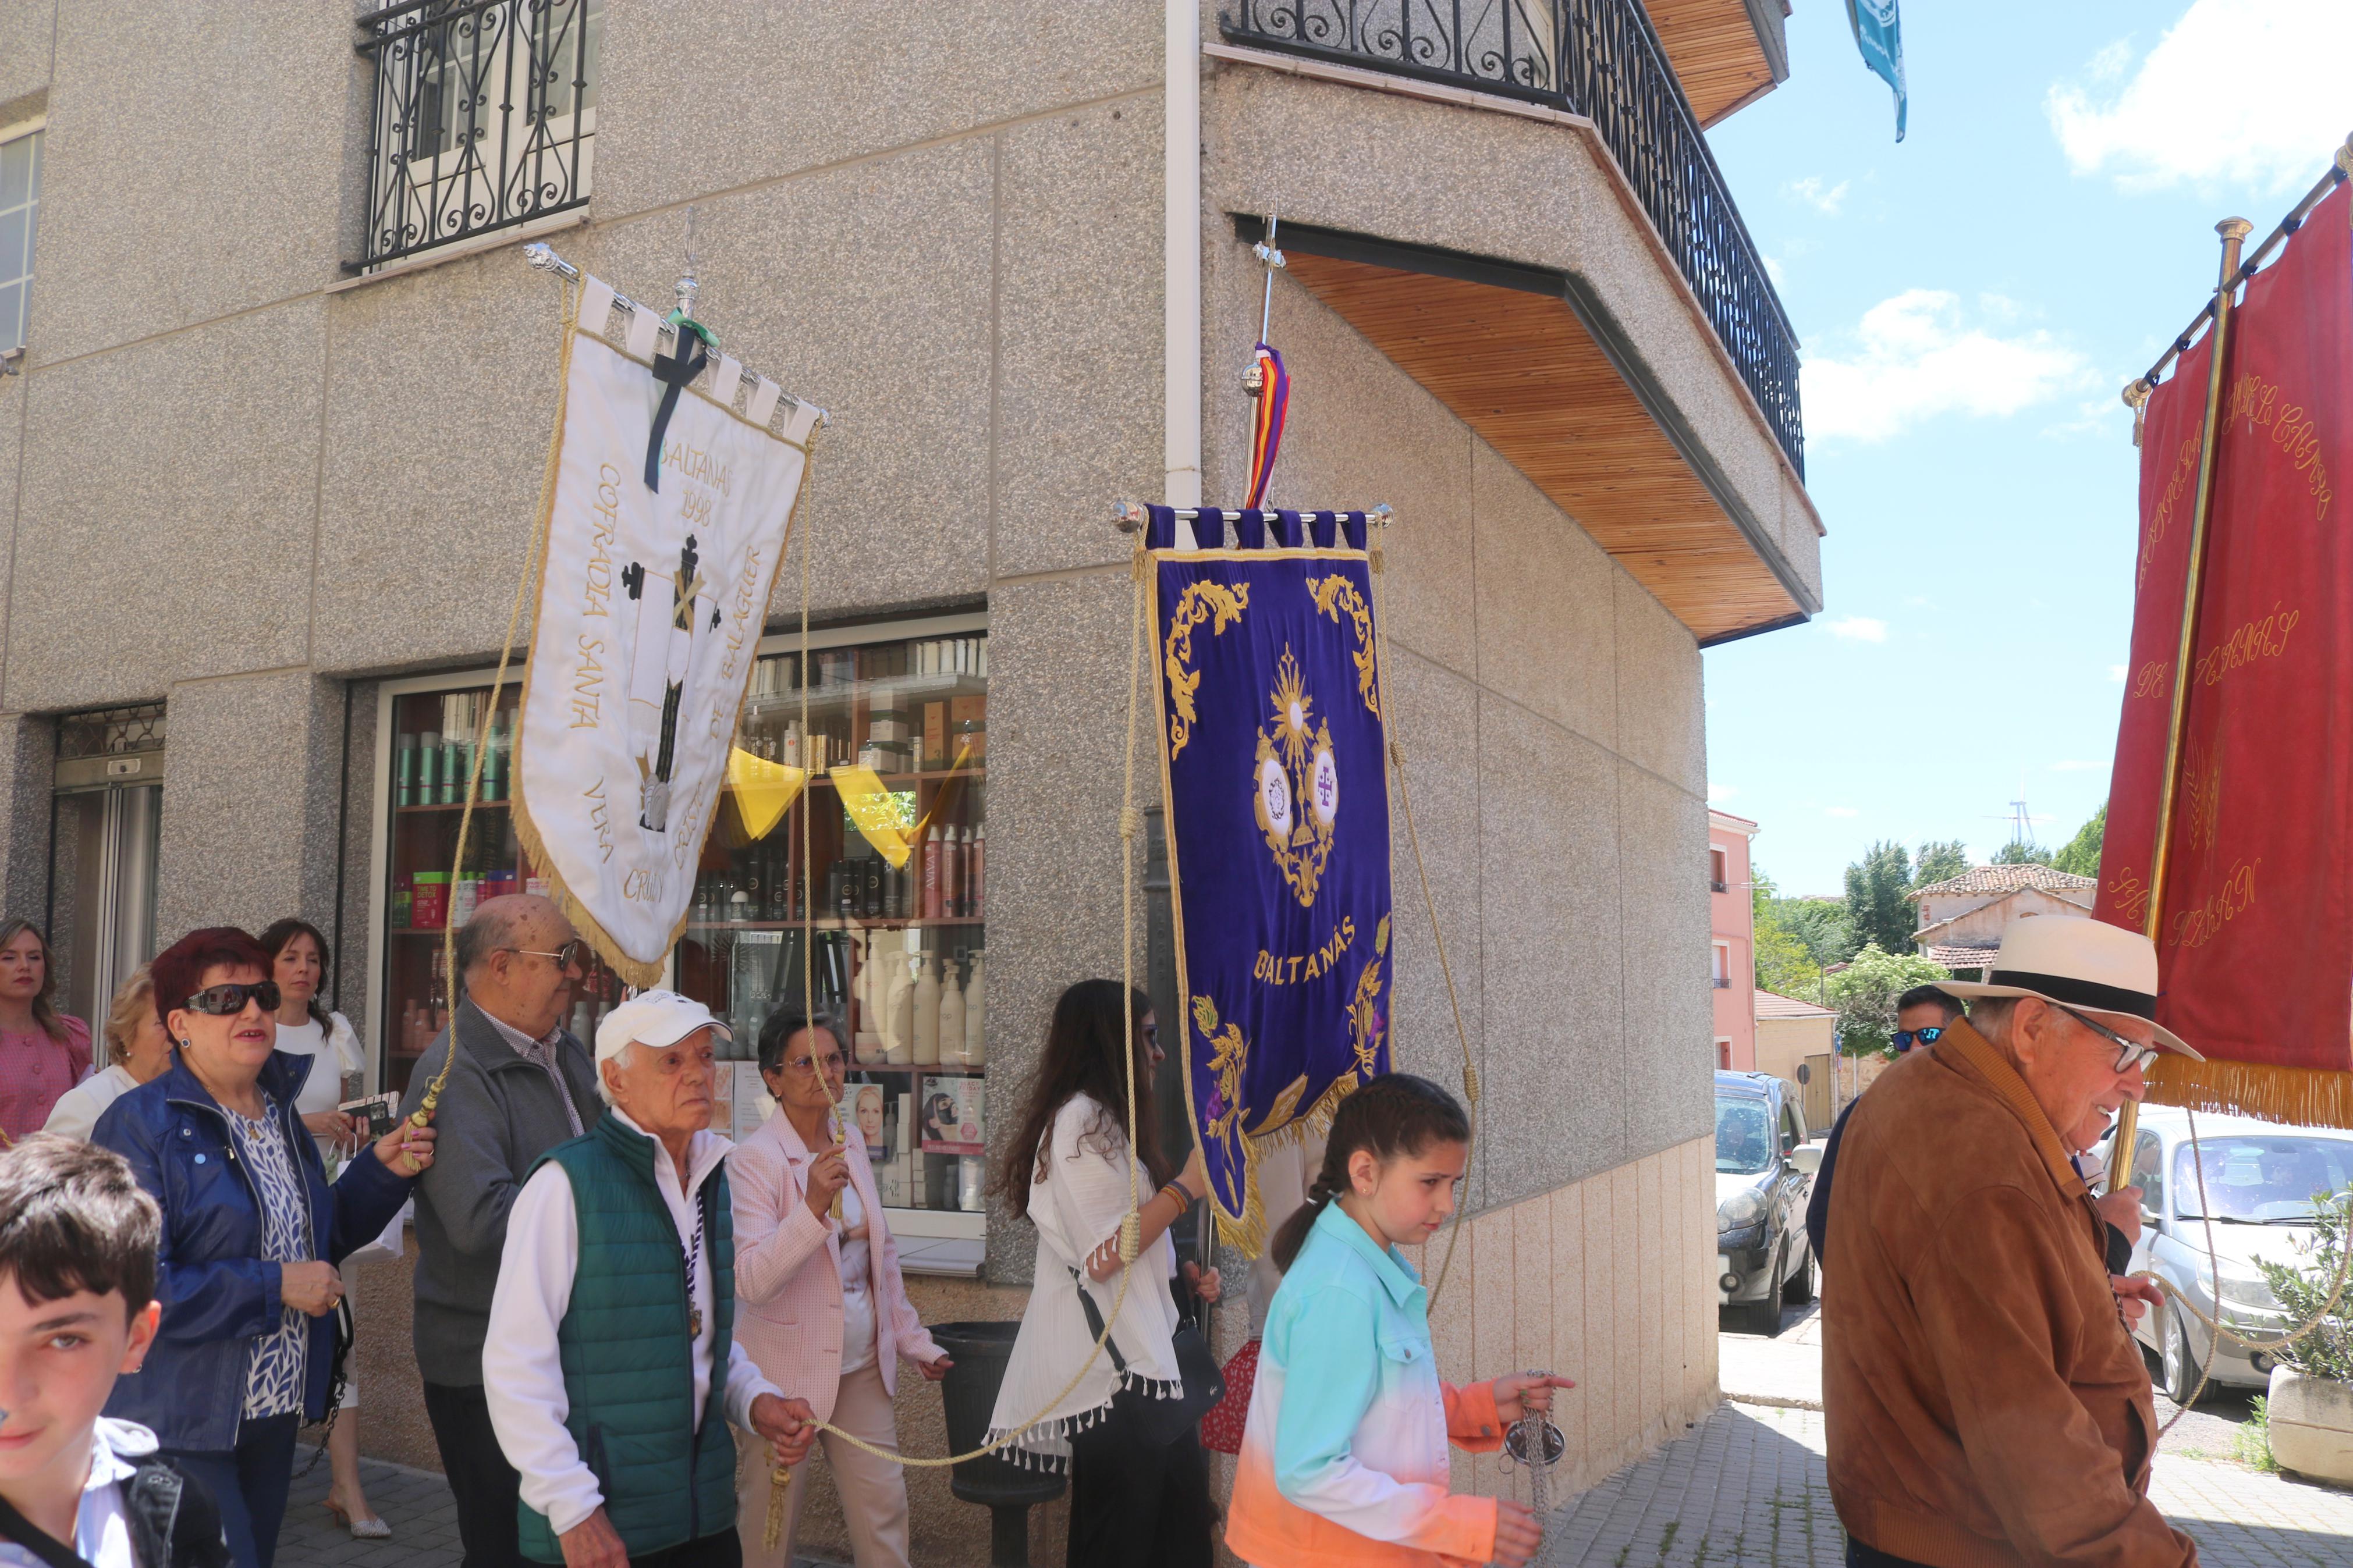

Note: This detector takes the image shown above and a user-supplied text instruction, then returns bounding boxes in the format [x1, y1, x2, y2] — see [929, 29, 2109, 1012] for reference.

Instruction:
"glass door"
[49, 703, 166, 1053]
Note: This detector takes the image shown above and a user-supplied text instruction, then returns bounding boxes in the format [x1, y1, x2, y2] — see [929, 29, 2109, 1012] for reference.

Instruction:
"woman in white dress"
[986, 980, 1220, 1568]
[258, 918, 384, 1540]
[42, 966, 175, 1139]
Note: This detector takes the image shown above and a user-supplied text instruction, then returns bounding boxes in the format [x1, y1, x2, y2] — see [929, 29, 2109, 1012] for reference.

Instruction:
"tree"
[1842, 841, 1915, 956]
[1992, 840, 2056, 866]
[2052, 802, 2107, 879]
[1777, 899, 1858, 969]
[1826, 944, 1955, 1058]
[1912, 840, 1969, 890]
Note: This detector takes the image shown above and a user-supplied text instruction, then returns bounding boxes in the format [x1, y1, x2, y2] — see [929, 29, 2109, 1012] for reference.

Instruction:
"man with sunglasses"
[1802, 986, 1962, 1268]
[399, 895, 601, 1568]
[1821, 918, 2200, 1568]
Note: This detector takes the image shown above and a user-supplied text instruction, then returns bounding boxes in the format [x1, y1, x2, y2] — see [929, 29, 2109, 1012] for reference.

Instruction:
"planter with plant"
[2255, 1190, 2353, 1483]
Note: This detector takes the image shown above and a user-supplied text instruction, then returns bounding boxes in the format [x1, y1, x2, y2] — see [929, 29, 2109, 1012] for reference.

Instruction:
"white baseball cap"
[594, 989, 731, 1070]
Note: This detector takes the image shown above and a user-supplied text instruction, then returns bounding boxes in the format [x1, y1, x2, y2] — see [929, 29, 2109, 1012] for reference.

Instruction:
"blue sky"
[1701, 0, 2351, 897]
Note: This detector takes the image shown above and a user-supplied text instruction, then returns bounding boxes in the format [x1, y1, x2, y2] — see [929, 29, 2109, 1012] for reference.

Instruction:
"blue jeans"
[162, 1413, 304, 1568]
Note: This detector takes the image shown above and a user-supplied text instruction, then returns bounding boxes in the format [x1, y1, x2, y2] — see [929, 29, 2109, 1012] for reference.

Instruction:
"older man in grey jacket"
[399, 894, 598, 1568]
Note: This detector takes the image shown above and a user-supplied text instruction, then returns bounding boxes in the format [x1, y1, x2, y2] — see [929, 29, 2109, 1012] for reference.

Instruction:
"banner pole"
[2110, 216, 2251, 1188]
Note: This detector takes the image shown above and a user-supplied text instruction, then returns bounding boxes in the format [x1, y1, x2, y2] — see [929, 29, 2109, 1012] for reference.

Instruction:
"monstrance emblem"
[1255, 645, 1338, 906]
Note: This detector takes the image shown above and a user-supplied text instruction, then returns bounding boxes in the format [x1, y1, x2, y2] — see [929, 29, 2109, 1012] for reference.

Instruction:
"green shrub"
[2254, 1190, 2353, 1382]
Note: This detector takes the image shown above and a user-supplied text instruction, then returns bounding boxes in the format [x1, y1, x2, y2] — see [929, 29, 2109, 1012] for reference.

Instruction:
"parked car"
[1716, 1070, 1820, 1335]
[2123, 1107, 2353, 1402]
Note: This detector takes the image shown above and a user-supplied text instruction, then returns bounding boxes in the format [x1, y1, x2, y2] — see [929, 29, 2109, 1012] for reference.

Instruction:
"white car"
[2123, 1107, 2353, 1403]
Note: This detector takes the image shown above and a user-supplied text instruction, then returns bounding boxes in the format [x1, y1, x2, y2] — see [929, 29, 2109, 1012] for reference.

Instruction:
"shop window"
[683, 621, 988, 1226]
[0, 126, 39, 353]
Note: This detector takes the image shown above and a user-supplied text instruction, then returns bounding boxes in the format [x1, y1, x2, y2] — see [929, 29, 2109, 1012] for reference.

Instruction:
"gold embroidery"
[1306, 574, 1381, 720]
[1163, 581, 1250, 760]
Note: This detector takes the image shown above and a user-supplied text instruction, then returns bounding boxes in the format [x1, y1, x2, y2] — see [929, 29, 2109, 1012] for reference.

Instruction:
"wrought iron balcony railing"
[1220, 0, 1805, 478]
[353, 0, 602, 271]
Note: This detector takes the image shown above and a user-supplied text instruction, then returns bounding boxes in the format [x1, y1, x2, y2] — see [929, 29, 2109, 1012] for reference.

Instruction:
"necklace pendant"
[690, 1307, 704, 1339]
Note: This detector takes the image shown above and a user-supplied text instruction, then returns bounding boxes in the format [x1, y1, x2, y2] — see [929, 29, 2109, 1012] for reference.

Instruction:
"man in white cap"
[484, 990, 815, 1567]
[1822, 916, 2200, 1568]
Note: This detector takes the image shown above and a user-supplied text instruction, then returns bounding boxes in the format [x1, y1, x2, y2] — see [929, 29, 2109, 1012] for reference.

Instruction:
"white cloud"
[2050, 760, 2106, 773]
[1802, 290, 2097, 443]
[1708, 784, 1738, 805]
[2109, 664, 2129, 682]
[1826, 807, 1859, 819]
[1825, 615, 1888, 643]
[1762, 253, 1788, 289]
[1788, 176, 1850, 216]
[2048, 1, 2353, 194]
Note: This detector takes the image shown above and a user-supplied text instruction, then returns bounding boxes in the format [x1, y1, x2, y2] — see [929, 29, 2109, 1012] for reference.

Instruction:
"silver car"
[2123, 1107, 2353, 1403]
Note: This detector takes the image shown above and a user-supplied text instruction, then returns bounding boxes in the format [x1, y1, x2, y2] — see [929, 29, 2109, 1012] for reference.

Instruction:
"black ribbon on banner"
[644, 320, 712, 491]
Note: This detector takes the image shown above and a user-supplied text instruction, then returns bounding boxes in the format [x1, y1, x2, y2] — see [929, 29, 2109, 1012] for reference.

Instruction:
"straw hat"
[1940, 916, 2203, 1059]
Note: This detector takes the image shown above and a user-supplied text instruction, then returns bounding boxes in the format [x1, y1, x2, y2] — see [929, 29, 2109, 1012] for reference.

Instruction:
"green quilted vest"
[515, 1114, 739, 1563]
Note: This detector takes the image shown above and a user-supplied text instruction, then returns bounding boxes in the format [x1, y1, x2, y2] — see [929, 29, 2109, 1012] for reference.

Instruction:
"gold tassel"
[762, 1450, 792, 1551]
[2148, 1055, 2353, 1132]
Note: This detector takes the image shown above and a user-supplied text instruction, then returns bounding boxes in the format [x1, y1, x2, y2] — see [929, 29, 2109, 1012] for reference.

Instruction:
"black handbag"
[1071, 1267, 1224, 1449]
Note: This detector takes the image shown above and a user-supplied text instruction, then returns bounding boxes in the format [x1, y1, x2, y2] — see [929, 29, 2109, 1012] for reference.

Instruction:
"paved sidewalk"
[271, 1456, 844, 1568]
[1531, 1401, 2353, 1568]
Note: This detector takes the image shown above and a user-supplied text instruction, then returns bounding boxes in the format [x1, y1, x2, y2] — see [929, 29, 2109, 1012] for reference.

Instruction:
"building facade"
[1754, 989, 1836, 1131]
[0, 2, 1819, 1559]
[1911, 865, 2098, 973]
[1709, 809, 1758, 1069]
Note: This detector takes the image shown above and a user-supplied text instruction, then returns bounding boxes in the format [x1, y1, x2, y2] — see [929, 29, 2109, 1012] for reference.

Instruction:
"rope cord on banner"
[775, 535, 1156, 1474]
[2134, 1104, 2353, 1432]
[411, 275, 576, 1130]
[1366, 528, 1481, 1310]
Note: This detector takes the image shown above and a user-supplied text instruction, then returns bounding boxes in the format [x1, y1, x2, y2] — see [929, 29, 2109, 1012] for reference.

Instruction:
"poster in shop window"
[515, 276, 822, 986]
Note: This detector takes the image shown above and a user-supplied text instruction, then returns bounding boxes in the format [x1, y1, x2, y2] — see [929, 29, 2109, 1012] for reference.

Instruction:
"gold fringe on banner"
[1211, 1070, 1367, 1253]
[2148, 1055, 2353, 1132]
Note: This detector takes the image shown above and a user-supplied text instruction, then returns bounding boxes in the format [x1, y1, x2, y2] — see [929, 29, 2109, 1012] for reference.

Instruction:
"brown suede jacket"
[1821, 1022, 2198, 1568]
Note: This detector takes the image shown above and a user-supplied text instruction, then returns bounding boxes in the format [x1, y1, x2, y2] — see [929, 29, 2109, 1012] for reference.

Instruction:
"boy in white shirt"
[0, 1136, 228, 1568]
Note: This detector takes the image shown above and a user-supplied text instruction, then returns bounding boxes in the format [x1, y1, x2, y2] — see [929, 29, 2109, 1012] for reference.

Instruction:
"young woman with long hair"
[986, 980, 1222, 1567]
[0, 918, 92, 1143]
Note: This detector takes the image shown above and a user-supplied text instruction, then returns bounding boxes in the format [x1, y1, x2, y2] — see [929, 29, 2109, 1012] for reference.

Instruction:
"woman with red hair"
[93, 926, 436, 1568]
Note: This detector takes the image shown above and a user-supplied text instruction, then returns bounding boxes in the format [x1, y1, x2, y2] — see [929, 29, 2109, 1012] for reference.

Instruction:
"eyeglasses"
[503, 941, 583, 970]
[782, 1051, 847, 1075]
[1890, 1026, 1944, 1053]
[2053, 1004, 2163, 1075]
[183, 982, 282, 1016]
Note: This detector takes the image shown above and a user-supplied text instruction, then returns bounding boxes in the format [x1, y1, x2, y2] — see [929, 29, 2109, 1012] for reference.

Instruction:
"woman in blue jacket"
[95, 927, 435, 1568]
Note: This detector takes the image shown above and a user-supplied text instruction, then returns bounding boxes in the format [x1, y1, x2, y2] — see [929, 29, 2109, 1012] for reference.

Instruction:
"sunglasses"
[2052, 1004, 2163, 1075]
[183, 981, 282, 1016]
[503, 940, 584, 970]
[1891, 1025, 1944, 1053]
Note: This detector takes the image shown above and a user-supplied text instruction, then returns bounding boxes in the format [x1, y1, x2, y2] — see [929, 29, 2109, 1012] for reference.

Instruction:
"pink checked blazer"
[727, 1108, 944, 1424]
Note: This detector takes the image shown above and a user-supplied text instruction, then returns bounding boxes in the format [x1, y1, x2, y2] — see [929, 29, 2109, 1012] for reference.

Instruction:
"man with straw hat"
[1822, 916, 2199, 1568]
[484, 990, 815, 1567]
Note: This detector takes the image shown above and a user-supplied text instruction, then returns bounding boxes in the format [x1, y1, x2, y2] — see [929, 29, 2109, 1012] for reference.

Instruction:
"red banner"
[2098, 184, 2353, 1099]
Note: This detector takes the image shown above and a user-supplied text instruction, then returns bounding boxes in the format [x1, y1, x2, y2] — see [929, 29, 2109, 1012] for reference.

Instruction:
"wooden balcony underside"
[1647, 0, 1786, 127]
[1283, 248, 1807, 643]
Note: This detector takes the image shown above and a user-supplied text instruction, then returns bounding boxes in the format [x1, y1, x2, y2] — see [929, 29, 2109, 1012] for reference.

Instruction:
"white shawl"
[985, 1095, 1181, 1469]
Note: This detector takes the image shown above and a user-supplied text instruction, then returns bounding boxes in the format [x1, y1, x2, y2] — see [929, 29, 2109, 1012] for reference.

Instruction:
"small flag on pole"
[1243, 343, 1289, 510]
[1845, 0, 1907, 142]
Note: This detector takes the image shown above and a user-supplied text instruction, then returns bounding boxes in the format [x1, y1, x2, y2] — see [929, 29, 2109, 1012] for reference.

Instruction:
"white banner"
[516, 283, 819, 982]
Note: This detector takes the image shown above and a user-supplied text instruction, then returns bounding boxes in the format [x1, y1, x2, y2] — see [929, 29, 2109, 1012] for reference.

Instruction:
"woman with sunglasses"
[729, 1010, 950, 1568]
[92, 927, 435, 1568]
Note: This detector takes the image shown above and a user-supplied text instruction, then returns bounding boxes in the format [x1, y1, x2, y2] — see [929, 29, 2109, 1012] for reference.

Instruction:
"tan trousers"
[737, 1359, 911, 1568]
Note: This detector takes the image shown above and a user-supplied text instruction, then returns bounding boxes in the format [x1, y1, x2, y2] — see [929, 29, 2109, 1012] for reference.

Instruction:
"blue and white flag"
[1846, 0, 1907, 142]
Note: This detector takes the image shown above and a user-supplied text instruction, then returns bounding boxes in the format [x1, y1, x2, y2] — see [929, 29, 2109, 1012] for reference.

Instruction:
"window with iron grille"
[0, 127, 40, 352]
[353, 0, 602, 272]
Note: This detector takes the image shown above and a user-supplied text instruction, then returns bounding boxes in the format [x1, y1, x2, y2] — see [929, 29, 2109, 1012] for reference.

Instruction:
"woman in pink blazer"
[730, 1009, 950, 1568]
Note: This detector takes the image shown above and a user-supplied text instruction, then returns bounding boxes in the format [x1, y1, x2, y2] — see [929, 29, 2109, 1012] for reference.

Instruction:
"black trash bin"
[932, 1320, 1066, 1568]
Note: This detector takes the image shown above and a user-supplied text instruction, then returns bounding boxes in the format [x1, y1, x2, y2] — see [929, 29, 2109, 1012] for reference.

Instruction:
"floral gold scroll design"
[2181, 737, 2225, 867]
[1348, 915, 1391, 1078]
[1306, 574, 1381, 721]
[1256, 647, 1339, 908]
[1165, 580, 1250, 760]
[1193, 993, 1251, 1179]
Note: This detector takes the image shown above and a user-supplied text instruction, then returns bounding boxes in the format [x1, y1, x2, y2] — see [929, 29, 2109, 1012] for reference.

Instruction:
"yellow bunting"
[906, 740, 978, 842]
[725, 748, 806, 842]
[829, 765, 913, 868]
